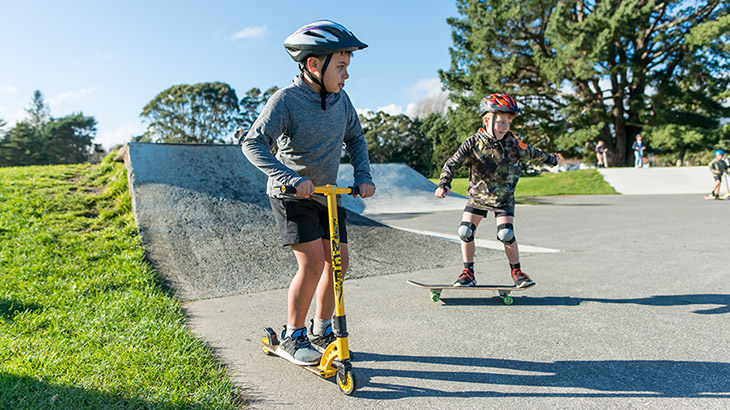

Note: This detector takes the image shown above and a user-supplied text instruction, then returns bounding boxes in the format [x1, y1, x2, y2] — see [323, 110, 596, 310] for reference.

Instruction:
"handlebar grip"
[281, 185, 360, 196]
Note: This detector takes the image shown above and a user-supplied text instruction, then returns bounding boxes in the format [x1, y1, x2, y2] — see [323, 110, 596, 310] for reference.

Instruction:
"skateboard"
[407, 280, 534, 305]
[704, 194, 729, 200]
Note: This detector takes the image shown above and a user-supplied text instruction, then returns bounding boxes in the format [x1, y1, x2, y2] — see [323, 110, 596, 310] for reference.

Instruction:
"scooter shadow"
[350, 353, 730, 400]
[435, 294, 730, 314]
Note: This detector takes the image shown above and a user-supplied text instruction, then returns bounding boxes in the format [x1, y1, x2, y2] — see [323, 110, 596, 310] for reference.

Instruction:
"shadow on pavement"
[0, 373, 239, 409]
[351, 354, 730, 400]
[435, 294, 730, 314]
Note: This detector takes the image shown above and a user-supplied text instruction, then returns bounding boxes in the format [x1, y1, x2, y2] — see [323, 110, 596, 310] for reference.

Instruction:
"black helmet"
[284, 20, 368, 63]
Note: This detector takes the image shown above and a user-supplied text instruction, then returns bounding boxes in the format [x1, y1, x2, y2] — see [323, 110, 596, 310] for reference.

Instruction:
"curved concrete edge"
[597, 167, 714, 195]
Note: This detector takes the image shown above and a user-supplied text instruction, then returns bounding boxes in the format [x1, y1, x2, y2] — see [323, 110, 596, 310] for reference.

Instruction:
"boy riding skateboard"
[434, 93, 560, 288]
[708, 149, 728, 199]
[242, 20, 375, 365]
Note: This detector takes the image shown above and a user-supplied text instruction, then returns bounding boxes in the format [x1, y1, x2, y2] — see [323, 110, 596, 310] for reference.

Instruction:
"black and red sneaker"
[454, 268, 476, 287]
[511, 268, 535, 288]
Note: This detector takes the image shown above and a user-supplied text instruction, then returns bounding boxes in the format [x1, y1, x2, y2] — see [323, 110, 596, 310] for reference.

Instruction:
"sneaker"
[511, 268, 535, 288]
[308, 319, 336, 353]
[454, 268, 476, 287]
[276, 326, 321, 366]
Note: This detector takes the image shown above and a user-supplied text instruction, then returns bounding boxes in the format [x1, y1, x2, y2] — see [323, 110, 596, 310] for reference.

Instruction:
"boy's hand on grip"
[295, 180, 315, 198]
[357, 183, 375, 198]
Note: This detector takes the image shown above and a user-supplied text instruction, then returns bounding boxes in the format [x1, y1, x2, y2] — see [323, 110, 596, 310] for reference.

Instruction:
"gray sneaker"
[276, 326, 321, 366]
[308, 319, 336, 353]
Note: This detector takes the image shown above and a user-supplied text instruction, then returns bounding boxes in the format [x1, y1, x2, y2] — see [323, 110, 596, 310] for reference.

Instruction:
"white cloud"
[376, 103, 403, 116]
[231, 25, 267, 40]
[0, 85, 18, 94]
[48, 87, 97, 106]
[94, 50, 117, 61]
[96, 122, 146, 150]
[0, 107, 26, 127]
[355, 107, 374, 118]
[406, 78, 443, 99]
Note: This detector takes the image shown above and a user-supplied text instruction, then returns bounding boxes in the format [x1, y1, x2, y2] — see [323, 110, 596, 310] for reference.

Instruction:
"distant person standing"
[595, 141, 608, 168]
[632, 135, 646, 168]
[708, 150, 728, 199]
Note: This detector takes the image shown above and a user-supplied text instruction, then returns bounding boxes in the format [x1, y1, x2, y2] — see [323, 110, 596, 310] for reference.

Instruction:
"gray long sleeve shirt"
[242, 75, 373, 200]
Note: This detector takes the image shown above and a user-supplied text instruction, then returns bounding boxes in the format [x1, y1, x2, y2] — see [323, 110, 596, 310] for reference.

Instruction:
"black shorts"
[269, 196, 348, 247]
[714, 174, 723, 181]
[464, 205, 514, 218]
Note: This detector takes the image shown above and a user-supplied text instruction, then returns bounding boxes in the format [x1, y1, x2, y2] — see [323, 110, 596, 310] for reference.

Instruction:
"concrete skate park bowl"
[119, 143, 482, 301]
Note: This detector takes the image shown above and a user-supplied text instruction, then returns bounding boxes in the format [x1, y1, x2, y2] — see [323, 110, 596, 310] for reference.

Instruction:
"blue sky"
[0, 1, 459, 149]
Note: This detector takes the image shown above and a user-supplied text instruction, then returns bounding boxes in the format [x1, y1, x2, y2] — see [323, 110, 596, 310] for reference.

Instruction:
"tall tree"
[418, 112, 459, 178]
[441, 0, 730, 166]
[141, 82, 240, 143]
[0, 121, 45, 166]
[238, 86, 279, 130]
[359, 111, 433, 176]
[43, 113, 97, 164]
[0, 114, 97, 167]
[25, 90, 51, 131]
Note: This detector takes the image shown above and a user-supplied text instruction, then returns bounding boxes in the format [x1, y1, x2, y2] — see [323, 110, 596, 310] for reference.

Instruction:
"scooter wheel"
[430, 291, 441, 302]
[261, 336, 275, 356]
[337, 368, 357, 395]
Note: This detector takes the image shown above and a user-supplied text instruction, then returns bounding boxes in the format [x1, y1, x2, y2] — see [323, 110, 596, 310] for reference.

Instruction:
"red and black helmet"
[478, 93, 522, 116]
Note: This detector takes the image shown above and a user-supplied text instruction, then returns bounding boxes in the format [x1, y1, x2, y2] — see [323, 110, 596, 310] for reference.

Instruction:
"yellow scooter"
[260, 184, 358, 395]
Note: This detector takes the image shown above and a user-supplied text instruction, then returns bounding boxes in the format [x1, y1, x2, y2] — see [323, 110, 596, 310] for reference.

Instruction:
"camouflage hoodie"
[438, 128, 558, 211]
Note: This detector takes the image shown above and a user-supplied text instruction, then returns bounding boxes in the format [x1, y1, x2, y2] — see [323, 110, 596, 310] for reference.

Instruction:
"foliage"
[237, 86, 279, 131]
[140, 82, 240, 144]
[420, 112, 462, 178]
[24, 90, 51, 131]
[359, 111, 433, 176]
[0, 114, 97, 167]
[431, 169, 617, 198]
[0, 156, 244, 409]
[440, 0, 730, 167]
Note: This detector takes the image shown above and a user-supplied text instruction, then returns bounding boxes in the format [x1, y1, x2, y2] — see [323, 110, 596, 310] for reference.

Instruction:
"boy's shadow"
[351, 353, 730, 400]
[437, 294, 730, 315]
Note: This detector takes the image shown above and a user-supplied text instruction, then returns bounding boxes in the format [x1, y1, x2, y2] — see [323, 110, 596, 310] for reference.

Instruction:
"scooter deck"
[407, 280, 534, 304]
[261, 340, 333, 377]
[260, 327, 341, 378]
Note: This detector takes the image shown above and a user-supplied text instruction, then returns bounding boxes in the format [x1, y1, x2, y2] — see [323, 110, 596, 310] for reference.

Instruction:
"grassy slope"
[431, 169, 617, 199]
[0, 156, 244, 409]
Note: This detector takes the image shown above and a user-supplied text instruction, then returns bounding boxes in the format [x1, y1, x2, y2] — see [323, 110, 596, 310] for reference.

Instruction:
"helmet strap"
[483, 114, 496, 138]
[301, 54, 333, 111]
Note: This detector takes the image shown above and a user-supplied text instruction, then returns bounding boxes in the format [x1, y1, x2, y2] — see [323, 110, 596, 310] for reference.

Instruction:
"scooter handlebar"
[281, 185, 360, 196]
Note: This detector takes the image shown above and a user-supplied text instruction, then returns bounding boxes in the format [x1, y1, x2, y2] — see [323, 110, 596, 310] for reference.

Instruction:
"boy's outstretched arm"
[515, 138, 560, 167]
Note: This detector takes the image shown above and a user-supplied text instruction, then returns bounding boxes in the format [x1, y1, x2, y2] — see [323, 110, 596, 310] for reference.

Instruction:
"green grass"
[431, 169, 617, 199]
[0, 155, 244, 409]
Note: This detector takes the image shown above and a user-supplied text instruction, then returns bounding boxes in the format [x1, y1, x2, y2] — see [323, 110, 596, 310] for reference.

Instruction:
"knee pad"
[496, 223, 515, 244]
[458, 221, 477, 242]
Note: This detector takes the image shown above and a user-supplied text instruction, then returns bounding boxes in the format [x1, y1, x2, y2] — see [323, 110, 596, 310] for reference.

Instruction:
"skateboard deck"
[407, 280, 534, 304]
[704, 194, 730, 200]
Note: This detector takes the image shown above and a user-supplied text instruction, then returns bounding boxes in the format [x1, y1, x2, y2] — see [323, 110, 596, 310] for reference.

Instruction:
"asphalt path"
[184, 194, 730, 409]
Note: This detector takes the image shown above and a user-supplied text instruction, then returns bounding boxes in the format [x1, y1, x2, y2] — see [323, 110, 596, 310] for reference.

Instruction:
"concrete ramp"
[598, 167, 712, 195]
[120, 143, 493, 301]
[337, 163, 465, 215]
